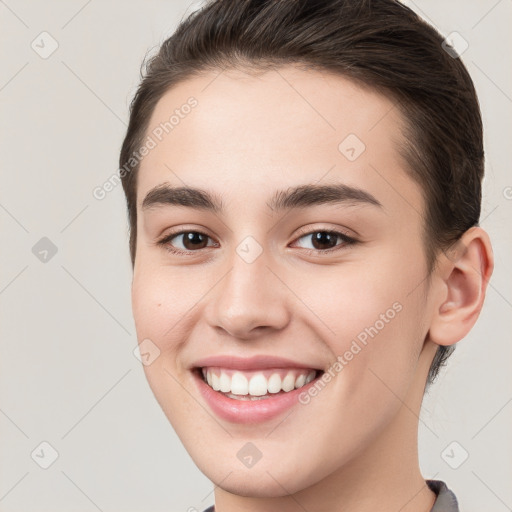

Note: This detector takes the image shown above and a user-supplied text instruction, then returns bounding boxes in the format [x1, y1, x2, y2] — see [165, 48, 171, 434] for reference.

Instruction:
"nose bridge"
[207, 235, 289, 338]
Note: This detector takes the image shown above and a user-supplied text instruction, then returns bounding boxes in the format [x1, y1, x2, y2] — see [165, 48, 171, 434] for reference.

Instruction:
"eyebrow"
[141, 182, 382, 213]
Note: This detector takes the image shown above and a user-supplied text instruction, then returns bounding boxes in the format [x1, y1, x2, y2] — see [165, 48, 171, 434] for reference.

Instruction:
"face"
[132, 65, 437, 496]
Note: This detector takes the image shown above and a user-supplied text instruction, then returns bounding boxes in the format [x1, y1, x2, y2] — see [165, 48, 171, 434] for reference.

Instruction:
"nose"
[205, 246, 290, 340]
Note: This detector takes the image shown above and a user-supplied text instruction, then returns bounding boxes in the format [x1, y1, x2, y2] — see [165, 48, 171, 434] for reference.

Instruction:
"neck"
[213, 339, 439, 512]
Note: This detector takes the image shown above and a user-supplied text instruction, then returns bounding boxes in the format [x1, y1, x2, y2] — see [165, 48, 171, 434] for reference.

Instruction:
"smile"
[191, 355, 326, 423]
[200, 367, 318, 400]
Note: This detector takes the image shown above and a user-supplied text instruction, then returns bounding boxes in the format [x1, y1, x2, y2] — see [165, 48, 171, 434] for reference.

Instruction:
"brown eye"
[309, 232, 340, 251]
[293, 229, 357, 254]
[178, 232, 210, 250]
[158, 230, 217, 254]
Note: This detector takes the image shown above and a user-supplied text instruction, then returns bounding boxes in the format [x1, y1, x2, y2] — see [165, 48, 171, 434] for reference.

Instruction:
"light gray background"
[1, 1, 511, 511]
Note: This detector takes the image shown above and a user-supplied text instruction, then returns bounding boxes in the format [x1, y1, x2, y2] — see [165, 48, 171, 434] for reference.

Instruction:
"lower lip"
[193, 369, 322, 424]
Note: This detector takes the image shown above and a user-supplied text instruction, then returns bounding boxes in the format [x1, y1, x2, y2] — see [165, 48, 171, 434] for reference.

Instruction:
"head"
[119, 0, 493, 499]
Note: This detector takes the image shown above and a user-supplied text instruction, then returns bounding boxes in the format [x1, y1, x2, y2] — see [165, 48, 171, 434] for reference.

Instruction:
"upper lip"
[191, 354, 323, 371]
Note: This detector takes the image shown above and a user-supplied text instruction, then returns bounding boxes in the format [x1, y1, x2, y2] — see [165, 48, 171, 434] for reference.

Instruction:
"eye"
[157, 230, 218, 254]
[291, 229, 357, 254]
[156, 227, 358, 256]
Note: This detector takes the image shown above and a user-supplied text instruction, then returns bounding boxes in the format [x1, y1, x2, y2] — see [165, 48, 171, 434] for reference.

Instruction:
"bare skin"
[131, 65, 493, 512]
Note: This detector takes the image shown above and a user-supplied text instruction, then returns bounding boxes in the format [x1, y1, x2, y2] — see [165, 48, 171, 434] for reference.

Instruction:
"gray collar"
[201, 479, 460, 512]
[427, 479, 460, 511]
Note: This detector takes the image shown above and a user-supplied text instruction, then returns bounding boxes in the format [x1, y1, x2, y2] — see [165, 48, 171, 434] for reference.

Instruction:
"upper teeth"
[202, 367, 316, 396]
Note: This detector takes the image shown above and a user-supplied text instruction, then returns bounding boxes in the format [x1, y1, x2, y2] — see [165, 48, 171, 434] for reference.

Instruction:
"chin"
[197, 459, 318, 498]
[215, 474, 301, 498]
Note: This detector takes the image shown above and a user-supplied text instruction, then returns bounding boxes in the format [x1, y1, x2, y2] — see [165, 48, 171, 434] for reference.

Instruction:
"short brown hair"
[119, 0, 484, 386]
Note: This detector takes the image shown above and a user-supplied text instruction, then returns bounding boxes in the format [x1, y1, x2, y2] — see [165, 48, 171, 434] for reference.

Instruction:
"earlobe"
[428, 227, 494, 347]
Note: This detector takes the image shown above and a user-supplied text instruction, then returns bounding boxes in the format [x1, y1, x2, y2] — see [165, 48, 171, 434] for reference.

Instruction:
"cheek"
[131, 265, 203, 349]
[298, 250, 428, 389]
[131, 267, 204, 431]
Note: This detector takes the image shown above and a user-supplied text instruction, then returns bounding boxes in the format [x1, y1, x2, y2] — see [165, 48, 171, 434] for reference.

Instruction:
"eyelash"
[156, 227, 358, 257]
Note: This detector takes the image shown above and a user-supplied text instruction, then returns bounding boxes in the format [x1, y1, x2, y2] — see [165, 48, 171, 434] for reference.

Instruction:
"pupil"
[184, 232, 207, 249]
[312, 232, 337, 250]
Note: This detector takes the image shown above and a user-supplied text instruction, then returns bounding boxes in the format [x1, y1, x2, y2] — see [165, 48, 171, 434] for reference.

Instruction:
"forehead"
[137, 65, 421, 217]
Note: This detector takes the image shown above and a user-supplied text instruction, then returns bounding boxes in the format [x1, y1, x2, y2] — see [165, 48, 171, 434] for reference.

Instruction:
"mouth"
[191, 365, 325, 424]
[195, 366, 321, 400]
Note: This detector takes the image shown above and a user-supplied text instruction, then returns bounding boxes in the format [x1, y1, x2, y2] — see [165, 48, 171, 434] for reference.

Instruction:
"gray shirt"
[201, 479, 459, 512]
[428, 479, 460, 511]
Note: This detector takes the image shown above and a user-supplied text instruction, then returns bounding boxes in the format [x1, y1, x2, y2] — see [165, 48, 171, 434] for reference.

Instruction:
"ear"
[429, 226, 494, 347]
